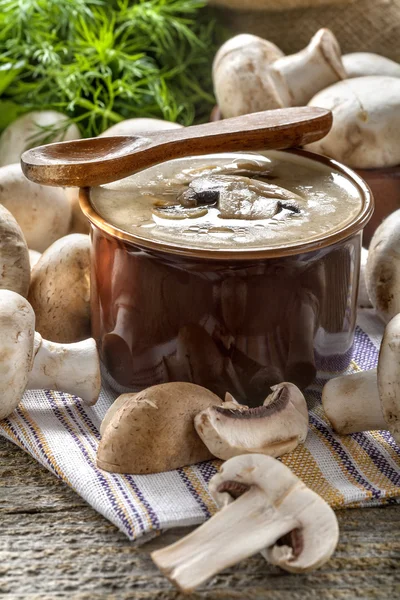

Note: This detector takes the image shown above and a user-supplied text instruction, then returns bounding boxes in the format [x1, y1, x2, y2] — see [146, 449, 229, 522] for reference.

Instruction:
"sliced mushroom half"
[194, 382, 309, 459]
[151, 454, 339, 593]
[177, 174, 302, 220]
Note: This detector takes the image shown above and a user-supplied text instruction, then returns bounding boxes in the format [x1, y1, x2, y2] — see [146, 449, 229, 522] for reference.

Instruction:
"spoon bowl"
[33, 136, 151, 163]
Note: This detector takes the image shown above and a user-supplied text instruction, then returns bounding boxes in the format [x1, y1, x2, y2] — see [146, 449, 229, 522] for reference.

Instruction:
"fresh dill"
[0, 0, 220, 138]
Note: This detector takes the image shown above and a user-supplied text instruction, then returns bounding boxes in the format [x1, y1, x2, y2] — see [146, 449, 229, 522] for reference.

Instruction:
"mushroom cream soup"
[90, 150, 363, 252]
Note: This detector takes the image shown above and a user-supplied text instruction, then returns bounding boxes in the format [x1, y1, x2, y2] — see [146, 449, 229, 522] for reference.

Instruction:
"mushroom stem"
[27, 333, 101, 405]
[152, 487, 296, 593]
[322, 369, 386, 434]
[273, 28, 346, 106]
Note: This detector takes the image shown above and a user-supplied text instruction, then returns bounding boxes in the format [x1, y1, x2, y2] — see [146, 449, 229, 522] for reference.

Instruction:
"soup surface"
[90, 150, 363, 251]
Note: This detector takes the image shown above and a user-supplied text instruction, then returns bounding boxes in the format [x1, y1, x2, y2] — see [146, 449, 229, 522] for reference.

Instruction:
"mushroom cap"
[343, 53, 400, 79]
[377, 313, 400, 443]
[98, 118, 183, 137]
[0, 110, 81, 167]
[307, 76, 400, 169]
[97, 383, 223, 474]
[366, 209, 400, 323]
[212, 34, 289, 118]
[0, 203, 30, 297]
[0, 290, 35, 419]
[28, 233, 90, 343]
[99, 393, 129, 436]
[194, 382, 309, 460]
[210, 454, 339, 573]
[213, 34, 283, 75]
[0, 163, 71, 252]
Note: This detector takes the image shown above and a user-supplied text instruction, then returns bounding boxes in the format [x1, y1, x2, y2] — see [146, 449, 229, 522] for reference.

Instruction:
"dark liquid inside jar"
[90, 227, 361, 404]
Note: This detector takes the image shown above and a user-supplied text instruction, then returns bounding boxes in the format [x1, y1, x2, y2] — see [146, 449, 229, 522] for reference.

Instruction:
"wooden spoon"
[21, 107, 332, 188]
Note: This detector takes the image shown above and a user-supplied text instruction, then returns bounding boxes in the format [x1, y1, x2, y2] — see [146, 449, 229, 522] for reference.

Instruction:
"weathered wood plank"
[0, 436, 399, 599]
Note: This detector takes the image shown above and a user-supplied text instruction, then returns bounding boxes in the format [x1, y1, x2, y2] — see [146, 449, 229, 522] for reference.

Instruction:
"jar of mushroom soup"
[80, 149, 373, 404]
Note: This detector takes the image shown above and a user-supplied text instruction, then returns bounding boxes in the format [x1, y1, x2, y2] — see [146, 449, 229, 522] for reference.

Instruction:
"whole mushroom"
[0, 164, 71, 252]
[98, 118, 183, 137]
[152, 454, 339, 593]
[0, 204, 30, 297]
[97, 383, 223, 474]
[213, 29, 346, 118]
[213, 34, 284, 118]
[307, 76, 400, 169]
[0, 289, 100, 420]
[322, 312, 400, 442]
[0, 110, 81, 167]
[343, 53, 400, 79]
[28, 233, 91, 343]
[366, 209, 400, 323]
[195, 383, 309, 459]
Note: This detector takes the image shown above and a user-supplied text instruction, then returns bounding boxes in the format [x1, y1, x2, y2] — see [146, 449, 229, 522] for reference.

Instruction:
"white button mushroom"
[97, 383, 223, 474]
[0, 290, 100, 420]
[343, 53, 400, 79]
[194, 383, 309, 459]
[0, 110, 81, 167]
[213, 29, 345, 118]
[272, 28, 346, 107]
[0, 164, 71, 252]
[213, 34, 285, 118]
[28, 233, 91, 343]
[151, 454, 339, 593]
[322, 312, 400, 442]
[366, 209, 400, 322]
[0, 204, 30, 297]
[98, 118, 183, 137]
[307, 76, 400, 169]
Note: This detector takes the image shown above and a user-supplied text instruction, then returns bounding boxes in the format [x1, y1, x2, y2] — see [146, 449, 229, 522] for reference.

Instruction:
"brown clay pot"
[80, 149, 373, 404]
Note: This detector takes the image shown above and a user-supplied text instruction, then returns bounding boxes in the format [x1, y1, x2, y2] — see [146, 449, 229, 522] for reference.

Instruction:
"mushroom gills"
[194, 382, 309, 460]
[152, 485, 298, 593]
[151, 454, 339, 592]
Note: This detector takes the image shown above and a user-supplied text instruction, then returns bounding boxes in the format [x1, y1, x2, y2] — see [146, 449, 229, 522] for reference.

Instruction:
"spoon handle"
[161, 107, 332, 150]
[21, 107, 332, 188]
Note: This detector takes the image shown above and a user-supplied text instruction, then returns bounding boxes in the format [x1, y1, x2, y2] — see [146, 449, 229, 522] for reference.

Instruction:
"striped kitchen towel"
[0, 308, 399, 543]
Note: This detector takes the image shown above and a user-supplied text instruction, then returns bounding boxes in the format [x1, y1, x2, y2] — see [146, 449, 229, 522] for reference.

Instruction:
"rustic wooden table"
[1, 435, 399, 599]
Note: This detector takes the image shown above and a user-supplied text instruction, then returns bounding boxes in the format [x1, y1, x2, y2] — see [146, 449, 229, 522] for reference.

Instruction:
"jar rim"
[79, 148, 374, 261]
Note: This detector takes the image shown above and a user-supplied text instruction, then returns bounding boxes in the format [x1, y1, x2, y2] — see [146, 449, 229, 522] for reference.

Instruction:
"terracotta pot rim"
[80, 148, 373, 262]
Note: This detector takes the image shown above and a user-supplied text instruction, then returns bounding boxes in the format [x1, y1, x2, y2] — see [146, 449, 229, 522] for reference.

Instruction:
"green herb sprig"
[0, 0, 220, 137]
